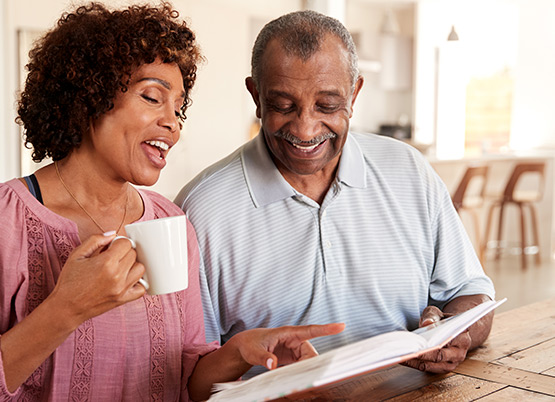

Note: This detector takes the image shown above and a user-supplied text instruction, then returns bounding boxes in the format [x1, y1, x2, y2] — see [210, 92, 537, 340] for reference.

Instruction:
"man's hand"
[403, 294, 493, 374]
[403, 306, 471, 373]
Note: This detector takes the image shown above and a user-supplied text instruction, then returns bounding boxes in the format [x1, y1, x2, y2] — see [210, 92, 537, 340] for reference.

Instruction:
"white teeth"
[292, 142, 318, 151]
[145, 140, 169, 151]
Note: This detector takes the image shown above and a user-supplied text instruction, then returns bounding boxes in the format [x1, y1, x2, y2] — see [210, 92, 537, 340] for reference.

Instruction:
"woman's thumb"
[74, 232, 116, 259]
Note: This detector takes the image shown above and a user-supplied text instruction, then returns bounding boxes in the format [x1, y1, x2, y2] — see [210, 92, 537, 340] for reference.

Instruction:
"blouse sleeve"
[0, 183, 31, 398]
[0, 183, 29, 332]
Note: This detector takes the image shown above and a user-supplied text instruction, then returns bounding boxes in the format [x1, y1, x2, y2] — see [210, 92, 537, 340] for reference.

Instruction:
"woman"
[0, 3, 343, 400]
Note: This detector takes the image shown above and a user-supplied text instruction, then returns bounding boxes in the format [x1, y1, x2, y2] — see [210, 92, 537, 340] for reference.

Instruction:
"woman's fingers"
[54, 233, 145, 319]
[240, 323, 345, 369]
[276, 323, 345, 348]
[297, 341, 319, 361]
[295, 323, 346, 341]
[72, 233, 116, 259]
[126, 262, 148, 296]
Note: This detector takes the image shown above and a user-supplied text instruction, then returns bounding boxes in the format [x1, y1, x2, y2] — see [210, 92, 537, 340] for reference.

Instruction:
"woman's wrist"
[221, 332, 254, 374]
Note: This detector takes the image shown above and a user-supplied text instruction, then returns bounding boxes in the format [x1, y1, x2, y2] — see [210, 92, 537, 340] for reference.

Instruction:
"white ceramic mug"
[114, 215, 189, 295]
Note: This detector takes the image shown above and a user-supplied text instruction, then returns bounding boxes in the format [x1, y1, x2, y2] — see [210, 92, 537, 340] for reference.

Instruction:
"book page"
[412, 298, 506, 348]
[209, 331, 425, 401]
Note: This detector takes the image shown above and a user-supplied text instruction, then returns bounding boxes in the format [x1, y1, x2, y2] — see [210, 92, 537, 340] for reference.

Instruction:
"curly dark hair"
[16, 2, 202, 162]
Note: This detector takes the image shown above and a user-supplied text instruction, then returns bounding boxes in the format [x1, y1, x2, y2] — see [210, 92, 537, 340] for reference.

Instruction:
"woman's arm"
[1, 292, 82, 392]
[0, 234, 146, 392]
[187, 323, 345, 401]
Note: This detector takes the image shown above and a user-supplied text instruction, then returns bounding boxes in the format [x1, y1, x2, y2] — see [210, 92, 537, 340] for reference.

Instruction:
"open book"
[208, 298, 506, 402]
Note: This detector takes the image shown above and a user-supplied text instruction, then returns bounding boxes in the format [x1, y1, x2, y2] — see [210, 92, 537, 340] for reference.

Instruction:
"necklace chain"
[55, 161, 128, 234]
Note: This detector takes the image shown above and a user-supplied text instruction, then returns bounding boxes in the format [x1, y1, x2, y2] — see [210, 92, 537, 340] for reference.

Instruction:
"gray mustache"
[273, 130, 336, 145]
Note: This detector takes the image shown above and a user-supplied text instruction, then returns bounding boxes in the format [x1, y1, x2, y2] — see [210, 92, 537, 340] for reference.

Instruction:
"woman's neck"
[34, 155, 143, 239]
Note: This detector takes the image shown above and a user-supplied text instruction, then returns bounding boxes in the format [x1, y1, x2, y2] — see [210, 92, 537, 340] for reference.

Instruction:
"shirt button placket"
[320, 208, 335, 277]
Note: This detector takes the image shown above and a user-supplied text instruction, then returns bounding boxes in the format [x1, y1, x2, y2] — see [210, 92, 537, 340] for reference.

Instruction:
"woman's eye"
[142, 94, 159, 103]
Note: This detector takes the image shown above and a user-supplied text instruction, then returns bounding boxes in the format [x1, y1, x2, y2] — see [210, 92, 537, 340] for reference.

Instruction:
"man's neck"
[277, 164, 338, 205]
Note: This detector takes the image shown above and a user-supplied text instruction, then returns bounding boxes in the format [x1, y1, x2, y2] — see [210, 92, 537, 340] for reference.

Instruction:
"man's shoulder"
[351, 132, 423, 159]
[174, 144, 245, 208]
[350, 132, 430, 176]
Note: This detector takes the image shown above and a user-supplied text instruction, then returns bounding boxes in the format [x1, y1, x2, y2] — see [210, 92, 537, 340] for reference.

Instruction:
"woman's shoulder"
[1, 178, 32, 214]
[2, 177, 78, 232]
[0, 179, 32, 245]
[137, 187, 184, 219]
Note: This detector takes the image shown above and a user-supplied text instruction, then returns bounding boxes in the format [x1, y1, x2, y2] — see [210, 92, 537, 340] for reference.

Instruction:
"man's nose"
[288, 109, 322, 141]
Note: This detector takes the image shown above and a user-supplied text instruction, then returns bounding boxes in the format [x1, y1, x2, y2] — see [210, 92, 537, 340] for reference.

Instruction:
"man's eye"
[318, 105, 339, 113]
[272, 104, 294, 113]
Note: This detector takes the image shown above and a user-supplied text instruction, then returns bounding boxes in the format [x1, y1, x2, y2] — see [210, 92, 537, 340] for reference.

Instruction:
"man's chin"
[281, 162, 330, 177]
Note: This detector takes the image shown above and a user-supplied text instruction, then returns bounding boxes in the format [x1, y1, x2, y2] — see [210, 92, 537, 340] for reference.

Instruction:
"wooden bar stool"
[451, 165, 489, 262]
[482, 162, 545, 269]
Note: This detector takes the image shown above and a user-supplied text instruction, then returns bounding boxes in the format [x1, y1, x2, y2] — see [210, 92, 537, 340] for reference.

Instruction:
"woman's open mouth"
[142, 139, 171, 169]
[144, 140, 170, 160]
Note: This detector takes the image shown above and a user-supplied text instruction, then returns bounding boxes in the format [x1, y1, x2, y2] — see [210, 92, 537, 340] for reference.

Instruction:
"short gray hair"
[251, 10, 359, 89]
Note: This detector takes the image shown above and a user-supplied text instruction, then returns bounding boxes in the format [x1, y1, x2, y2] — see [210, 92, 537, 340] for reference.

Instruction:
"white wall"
[510, 0, 555, 150]
[347, 2, 415, 135]
[0, 0, 7, 181]
[414, 0, 555, 156]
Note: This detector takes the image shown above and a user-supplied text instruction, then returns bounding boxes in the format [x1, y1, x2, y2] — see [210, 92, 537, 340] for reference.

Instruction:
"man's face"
[247, 35, 363, 180]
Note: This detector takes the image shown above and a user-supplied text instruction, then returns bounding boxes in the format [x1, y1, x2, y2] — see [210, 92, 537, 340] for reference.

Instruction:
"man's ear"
[348, 76, 364, 118]
[245, 77, 262, 119]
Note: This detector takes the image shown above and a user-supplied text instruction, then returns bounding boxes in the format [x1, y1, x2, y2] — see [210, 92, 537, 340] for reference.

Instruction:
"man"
[175, 10, 495, 376]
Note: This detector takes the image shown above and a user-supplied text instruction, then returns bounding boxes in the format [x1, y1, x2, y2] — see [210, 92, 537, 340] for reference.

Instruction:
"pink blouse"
[0, 179, 218, 401]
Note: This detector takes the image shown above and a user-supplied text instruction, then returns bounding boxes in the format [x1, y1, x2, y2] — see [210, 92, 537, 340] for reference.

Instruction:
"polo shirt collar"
[242, 132, 366, 208]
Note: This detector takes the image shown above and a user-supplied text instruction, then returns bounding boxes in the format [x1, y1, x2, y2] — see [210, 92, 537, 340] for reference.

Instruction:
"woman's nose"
[160, 104, 180, 133]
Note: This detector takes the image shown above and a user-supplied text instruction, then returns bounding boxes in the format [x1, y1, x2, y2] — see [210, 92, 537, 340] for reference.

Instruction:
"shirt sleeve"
[198, 254, 223, 345]
[180, 218, 219, 398]
[427, 168, 496, 307]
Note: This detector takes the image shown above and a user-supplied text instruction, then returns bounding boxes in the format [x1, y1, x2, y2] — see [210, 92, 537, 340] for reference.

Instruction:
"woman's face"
[88, 60, 185, 186]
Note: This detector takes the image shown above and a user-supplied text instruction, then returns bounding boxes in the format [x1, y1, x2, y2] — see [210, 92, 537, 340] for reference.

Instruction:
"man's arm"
[403, 294, 493, 373]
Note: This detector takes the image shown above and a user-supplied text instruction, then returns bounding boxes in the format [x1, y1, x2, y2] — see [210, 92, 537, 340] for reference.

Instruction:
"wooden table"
[282, 297, 555, 401]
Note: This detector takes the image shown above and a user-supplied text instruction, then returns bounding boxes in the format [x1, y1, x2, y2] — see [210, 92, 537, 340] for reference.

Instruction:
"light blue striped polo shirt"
[175, 132, 495, 370]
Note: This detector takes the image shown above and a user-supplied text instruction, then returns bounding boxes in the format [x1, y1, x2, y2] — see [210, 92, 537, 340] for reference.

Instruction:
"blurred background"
[1, 0, 554, 311]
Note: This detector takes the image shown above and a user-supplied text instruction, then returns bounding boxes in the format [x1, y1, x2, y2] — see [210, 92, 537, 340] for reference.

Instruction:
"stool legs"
[527, 203, 541, 265]
[470, 210, 482, 263]
[518, 203, 527, 269]
[495, 203, 505, 261]
[482, 202, 497, 263]
[482, 200, 540, 269]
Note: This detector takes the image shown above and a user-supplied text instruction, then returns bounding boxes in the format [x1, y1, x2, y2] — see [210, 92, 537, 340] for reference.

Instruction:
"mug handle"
[110, 235, 150, 291]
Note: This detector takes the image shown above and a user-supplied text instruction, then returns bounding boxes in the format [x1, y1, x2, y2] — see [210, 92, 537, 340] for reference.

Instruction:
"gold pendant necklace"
[55, 161, 128, 234]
